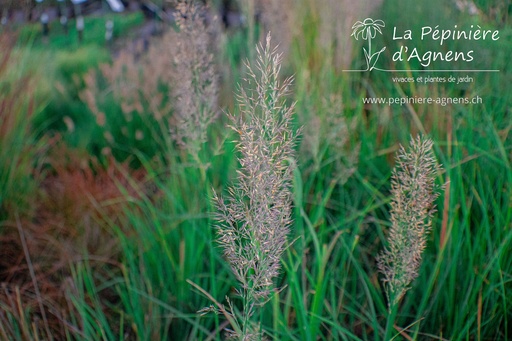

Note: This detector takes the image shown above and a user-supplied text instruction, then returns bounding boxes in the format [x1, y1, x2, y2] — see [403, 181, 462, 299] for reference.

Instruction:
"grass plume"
[377, 135, 442, 309]
[170, 1, 220, 159]
[213, 32, 298, 340]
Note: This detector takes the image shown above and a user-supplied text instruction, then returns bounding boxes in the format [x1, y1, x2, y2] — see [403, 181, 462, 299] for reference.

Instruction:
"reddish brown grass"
[0, 142, 150, 338]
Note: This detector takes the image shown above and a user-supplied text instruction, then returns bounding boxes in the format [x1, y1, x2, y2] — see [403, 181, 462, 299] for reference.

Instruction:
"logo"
[351, 18, 386, 71]
[345, 18, 500, 73]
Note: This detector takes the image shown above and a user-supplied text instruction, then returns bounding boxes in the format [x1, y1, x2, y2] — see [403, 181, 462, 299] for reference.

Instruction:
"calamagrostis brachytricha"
[377, 136, 442, 308]
[213, 32, 298, 339]
[170, 1, 220, 158]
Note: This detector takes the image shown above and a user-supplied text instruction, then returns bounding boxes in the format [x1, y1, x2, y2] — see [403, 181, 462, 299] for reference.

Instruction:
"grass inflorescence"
[378, 136, 442, 309]
[213, 32, 298, 340]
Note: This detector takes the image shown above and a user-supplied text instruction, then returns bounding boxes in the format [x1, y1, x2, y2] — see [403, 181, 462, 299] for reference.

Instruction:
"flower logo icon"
[351, 18, 386, 71]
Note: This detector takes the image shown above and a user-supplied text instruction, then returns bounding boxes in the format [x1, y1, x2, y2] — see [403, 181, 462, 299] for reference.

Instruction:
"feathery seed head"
[169, 1, 220, 157]
[377, 135, 442, 308]
[214, 32, 297, 305]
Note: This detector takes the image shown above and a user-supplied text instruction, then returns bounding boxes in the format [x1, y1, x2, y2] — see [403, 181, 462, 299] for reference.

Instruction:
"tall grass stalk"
[170, 1, 220, 166]
[213, 32, 298, 340]
[377, 136, 442, 339]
